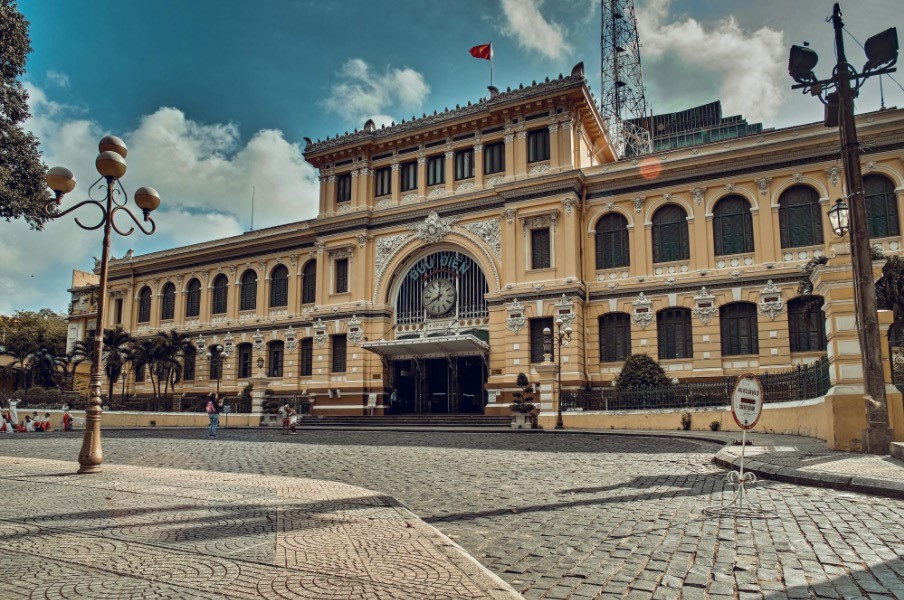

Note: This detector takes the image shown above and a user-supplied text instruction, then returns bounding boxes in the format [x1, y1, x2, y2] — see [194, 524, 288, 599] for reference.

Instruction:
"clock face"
[423, 278, 456, 316]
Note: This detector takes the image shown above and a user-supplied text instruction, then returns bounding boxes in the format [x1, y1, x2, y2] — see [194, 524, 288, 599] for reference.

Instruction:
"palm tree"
[130, 337, 167, 406]
[71, 327, 136, 403]
[153, 330, 195, 407]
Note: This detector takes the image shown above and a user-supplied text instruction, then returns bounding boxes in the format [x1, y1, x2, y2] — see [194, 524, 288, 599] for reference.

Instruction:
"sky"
[3, 0, 903, 314]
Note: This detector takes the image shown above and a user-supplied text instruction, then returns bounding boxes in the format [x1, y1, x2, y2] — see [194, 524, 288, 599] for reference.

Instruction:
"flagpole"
[490, 42, 494, 88]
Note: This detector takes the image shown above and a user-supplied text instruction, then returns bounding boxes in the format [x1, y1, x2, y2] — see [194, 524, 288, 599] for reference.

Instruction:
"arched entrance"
[363, 248, 490, 414]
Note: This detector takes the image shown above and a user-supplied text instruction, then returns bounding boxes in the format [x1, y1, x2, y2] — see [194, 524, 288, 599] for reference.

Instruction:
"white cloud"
[322, 58, 429, 127]
[46, 70, 70, 88]
[636, 0, 786, 124]
[2, 83, 319, 314]
[500, 0, 570, 61]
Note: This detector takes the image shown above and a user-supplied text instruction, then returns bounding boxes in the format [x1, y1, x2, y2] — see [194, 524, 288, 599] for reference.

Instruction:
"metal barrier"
[563, 357, 832, 412]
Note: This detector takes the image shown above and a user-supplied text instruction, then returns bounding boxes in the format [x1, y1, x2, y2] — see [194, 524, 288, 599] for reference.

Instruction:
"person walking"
[206, 393, 221, 438]
[287, 406, 299, 435]
[389, 387, 398, 415]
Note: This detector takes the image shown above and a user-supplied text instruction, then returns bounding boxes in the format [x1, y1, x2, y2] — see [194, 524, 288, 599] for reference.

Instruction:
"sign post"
[705, 374, 771, 517]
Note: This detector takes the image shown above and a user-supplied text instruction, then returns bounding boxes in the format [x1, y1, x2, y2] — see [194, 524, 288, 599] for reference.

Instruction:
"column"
[548, 123, 560, 170]
[514, 128, 527, 178]
[560, 119, 574, 169]
[503, 132, 515, 180]
[473, 144, 484, 188]
[444, 150, 454, 194]
[417, 154, 426, 200]
[391, 162, 400, 203]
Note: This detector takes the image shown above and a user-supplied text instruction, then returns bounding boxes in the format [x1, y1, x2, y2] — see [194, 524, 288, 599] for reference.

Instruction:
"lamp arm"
[44, 199, 107, 230]
[109, 205, 156, 236]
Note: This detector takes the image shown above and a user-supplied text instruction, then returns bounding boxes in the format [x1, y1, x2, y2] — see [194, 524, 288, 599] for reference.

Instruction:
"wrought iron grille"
[394, 251, 488, 325]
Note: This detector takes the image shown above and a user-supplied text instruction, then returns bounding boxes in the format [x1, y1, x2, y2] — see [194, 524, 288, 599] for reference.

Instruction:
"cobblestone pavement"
[0, 454, 517, 599]
[2, 429, 904, 599]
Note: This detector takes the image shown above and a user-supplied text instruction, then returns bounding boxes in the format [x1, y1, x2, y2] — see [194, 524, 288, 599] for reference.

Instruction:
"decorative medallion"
[503, 208, 516, 223]
[755, 177, 771, 196]
[222, 332, 235, 356]
[792, 172, 804, 183]
[825, 167, 840, 187]
[252, 329, 264, 352]
[692, 287, 717, 325]
[313, 319, 327, 348]
[529, 163, 551, 175]
[285, 326, 298, 352]
[562, 197, 578, 216]
[758, 280, 786, 320]
[410, 211, 459, 244]
[375, 233, 413, 276]
[691, 187, 705, 206]
[460, 218, 501, 259]
[347, 315, 364, 346]
[632, 292, 654, 329]
[505, 298, 526, 334]
[555, 294, 576, 327]
[632, 196, 646, 214]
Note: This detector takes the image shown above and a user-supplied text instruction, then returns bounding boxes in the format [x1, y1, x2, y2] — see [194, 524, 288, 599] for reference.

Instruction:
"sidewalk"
[0, 456, 520, 599]
[576, 429, 904, 499]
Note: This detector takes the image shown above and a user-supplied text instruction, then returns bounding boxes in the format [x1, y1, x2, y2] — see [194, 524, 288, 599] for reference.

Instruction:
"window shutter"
[332, 335, 347, 372]
[531, 228, 551, 269]
[301, 338, 313, 376]
[335, 259, 349, 293]
[530, 318, 552, 363]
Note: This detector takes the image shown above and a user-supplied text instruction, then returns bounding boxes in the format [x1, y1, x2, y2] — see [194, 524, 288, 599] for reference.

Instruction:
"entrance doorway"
[392, 356, 486, 414]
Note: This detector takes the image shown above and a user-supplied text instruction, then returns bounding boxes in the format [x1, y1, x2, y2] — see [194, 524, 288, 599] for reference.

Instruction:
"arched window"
[211, 274, 228, 315]
[720, 302, 759, 356]
[864, 174, 900, 238]
[182, 346, 196, 381]
[713, 195, 754, 256]
[185, 278, 201, 318]
[137, 287, 152, 323]
[599, 312, 631, 362]
[240, 270, 257, 311]
[208, 345, 222, 380]
[268, 341, 284, 378]
[657, 308, 693, 360]
[652, 204, 690, 263]
[779, 185, 823, 248]
[237, 343, 252, 379]
[302, 260, 317, 304]
[270, 265, 289, 307]
[160, 282, 176, 320]
[595, 213, 630, 269]
[788, 296, 827, 352]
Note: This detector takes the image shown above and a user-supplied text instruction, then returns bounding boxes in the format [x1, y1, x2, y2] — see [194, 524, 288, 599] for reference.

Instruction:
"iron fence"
[563, 357, 832, 412]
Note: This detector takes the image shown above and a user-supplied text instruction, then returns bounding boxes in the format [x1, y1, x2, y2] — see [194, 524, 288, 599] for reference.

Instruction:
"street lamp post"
[544, 318, 573, 430]
[206, 344, 227, 398]
[44, 136, 160, 474]
[788, 4, 898, 454]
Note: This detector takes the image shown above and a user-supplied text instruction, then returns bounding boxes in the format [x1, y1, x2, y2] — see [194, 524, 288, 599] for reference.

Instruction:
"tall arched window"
[713, 195, 754, 256]
[270, 265, 289, 307]
[657, 308, 693, 360]
[237, 343, 252, 379]
[720, 302, 759, 356]
[240, 270, 257, 311]
[788, 296, 827, 352]
[302, 260, 317, 304]
[652, 204, 690, 263]
[211, 274, 228, 315]
[185, 278, 201, 318]
[268, 341, 284, 378]
[864, 174, 900, 238]
[779, 185, 823, 248]
[599, 312, 631, 362]
[595, 213, 630, 269]
[137, 286, 152, 323]
[160, 282, 176, 320]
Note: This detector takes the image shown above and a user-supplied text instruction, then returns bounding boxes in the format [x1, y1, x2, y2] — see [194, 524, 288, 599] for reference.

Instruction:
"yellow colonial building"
[80, 62, 904, 440]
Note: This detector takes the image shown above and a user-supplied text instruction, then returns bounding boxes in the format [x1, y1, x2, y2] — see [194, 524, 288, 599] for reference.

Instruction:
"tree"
[0, 309, 68, 392]
[70, 326, 135, 403]
[615, 354, 672, 392]
[153, 330, 194, 404]
[0, 1, 52, 228]
[130, 337, 165, 402]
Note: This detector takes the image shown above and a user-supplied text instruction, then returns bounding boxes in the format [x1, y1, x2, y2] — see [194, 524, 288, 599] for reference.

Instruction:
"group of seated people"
[0, 400, 74, 433]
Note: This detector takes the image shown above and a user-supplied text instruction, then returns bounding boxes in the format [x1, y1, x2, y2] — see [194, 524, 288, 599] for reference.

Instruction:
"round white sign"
[731, 374, 763, 430]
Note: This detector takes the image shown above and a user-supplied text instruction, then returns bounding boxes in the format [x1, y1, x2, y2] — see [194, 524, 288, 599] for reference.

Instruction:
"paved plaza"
[1, 429, 903, 599]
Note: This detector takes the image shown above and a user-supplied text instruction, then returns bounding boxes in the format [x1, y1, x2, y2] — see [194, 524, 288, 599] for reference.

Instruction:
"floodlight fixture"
[789, 45, 819, 84]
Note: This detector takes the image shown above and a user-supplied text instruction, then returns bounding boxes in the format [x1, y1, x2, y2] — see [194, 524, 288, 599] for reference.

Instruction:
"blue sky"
[4, 0, 903, 314]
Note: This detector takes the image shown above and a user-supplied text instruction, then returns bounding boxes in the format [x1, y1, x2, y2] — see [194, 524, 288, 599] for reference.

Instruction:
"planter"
[511, 412, 532, 429]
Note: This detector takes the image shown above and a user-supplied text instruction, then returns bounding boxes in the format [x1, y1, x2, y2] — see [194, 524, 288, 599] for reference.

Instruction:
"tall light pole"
[206, 344, 227, 398]
[788, 5, 898, 454]
[45, 136, 161, 473]
[544, 318, 573, 430]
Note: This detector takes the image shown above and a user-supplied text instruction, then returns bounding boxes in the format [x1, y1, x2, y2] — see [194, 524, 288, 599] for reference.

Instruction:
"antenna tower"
[600, 0, 652, 157]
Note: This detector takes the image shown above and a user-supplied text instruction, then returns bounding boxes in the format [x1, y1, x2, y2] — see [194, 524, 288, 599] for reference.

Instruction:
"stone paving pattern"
[0, 455, 517, 599]
[1, 429, 903, 599]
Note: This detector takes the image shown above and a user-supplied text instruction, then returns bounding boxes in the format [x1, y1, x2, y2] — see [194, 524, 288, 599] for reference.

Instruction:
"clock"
[423, 278, 456, 316]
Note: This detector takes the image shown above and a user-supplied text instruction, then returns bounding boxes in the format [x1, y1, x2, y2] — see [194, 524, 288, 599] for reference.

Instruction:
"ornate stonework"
[755, 177, 771, 196]
[554, 294, 576, 327]
[632, 293, 654, 329]
[503, 208, 516, 224]
[521, 213, 557, 237]
[410, 211, 459, 244]
[313, 319, 327, 348]
[285, 326, 298, 352]
[632, 196, 646, 214]
[505, 298, 526, 334]
[692, 187, 705, 206]
[347, 315, 363, 346]
[825, 167, 840, 187]
[759, 279, 786, 320]
[528, 163, 551, 175]
[692, 287, 717, 325]
[562, 197, 578, 216]
[460, 219, 501, 259]
[252, 329, 264, 352]
[375, 233, 413, 279]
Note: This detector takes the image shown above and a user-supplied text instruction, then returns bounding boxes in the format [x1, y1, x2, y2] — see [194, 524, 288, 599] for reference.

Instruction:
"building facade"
[77, 62, 904, 417]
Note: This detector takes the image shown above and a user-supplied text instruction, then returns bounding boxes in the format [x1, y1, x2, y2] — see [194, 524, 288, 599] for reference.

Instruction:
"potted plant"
[510, 373, 536, 429]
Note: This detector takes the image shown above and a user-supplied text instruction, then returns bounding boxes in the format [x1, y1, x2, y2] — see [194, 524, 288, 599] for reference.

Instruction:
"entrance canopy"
[361, 334, 489, 360]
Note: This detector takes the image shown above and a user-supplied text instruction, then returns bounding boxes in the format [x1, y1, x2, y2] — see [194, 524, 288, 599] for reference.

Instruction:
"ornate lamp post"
[206, 344, 227, 398]
[543, 317, 573, 430]
[45, 135, 160, 474]
[788, 5, 898, 453]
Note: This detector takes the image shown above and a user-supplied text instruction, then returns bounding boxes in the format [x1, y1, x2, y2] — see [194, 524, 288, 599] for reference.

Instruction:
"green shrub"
[681, 412, 692, 430]
[616, 354, 671, 392]
[710, 420, 721, 431]
[510, 373, 536, 414]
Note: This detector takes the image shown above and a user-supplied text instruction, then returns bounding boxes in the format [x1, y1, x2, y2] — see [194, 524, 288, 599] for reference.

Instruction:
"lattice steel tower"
[600, 0, 652, 157]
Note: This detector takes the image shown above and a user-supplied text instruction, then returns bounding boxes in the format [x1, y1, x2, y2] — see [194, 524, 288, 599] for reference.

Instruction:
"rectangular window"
[182, 352, 195, 381]
[268, 343, 284, 378]
[332, 334, 347, 372]
[483, 141, 505, 175]
[530, 227, 551, 269]
[186, 287, 200, 318]
[135, 363, 145, 382]
[455, 149, 474, 180]
[400, 161, 417, 192]
[335, 258, 349, 293]
[599, 314, 631, 362]
[238, 345, 252, 379]
[530, 318, 553, 363]
[300, 338, 313, 377]
[528, 129, 550, 163]
[336, 173, 352, 203]
[114, 298, 123, 325]
[427, 155, 445, 186]
[375, 166, 392, 197]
